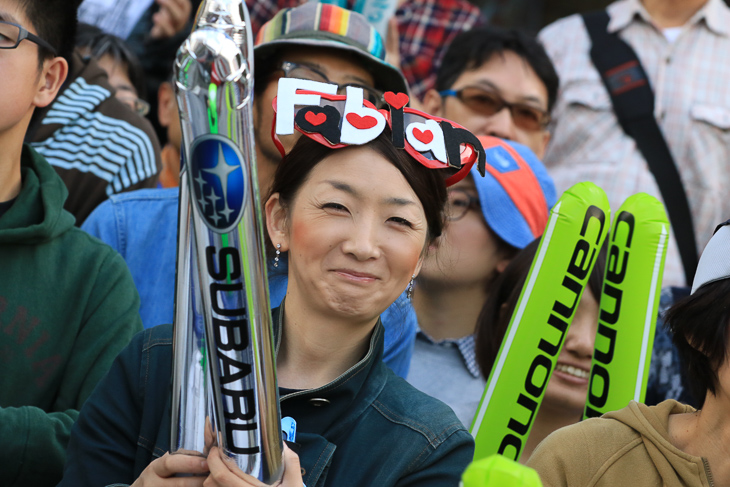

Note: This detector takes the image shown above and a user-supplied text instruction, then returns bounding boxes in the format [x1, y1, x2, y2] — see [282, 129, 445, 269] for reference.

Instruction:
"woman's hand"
[204, 444, 303, 487]
[131, 452, 209, 486]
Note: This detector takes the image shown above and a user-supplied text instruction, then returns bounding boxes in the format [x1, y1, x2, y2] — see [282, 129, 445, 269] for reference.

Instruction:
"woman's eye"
[388, 216, 414, 228]
[322, 202, 348, 212]
[451, 198, 469, 208]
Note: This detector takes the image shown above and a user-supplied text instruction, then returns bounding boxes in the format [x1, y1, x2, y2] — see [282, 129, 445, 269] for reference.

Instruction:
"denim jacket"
[81, 188, 418, 377]
[58, 306, 473, 487]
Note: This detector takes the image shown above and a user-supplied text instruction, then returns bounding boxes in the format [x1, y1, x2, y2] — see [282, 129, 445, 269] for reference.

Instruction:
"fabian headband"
[272, 78, 486, 186]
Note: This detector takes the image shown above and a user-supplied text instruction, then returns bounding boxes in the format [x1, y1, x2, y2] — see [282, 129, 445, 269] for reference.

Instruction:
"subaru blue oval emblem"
[189, 135, 248, 233]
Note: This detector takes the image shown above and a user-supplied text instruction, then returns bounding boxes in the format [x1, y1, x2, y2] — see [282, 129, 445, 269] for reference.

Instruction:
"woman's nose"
[564, 316, 596, 359]
[341, 217, 382, 261]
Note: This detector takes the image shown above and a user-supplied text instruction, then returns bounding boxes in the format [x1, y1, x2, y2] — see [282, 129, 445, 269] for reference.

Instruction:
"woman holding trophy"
[58, 77, 484, 486]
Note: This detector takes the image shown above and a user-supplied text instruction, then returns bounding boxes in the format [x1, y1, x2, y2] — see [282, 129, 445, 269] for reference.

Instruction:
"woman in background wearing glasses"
[407, 137, 556, 428]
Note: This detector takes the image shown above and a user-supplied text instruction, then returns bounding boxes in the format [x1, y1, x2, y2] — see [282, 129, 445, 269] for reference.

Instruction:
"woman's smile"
[553, 362, 591, 385]
[332, 268, 380, 283]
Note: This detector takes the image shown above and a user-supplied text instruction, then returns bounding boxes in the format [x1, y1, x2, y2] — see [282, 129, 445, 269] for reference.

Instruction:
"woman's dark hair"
[269, 128, 447, 245]
[76, 23, 147, 98]
[475, 237, 607, 379]
[665, 278, 730, 408]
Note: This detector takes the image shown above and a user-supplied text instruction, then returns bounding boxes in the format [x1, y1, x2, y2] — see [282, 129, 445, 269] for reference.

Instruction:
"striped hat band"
[255, 2, 385, 60]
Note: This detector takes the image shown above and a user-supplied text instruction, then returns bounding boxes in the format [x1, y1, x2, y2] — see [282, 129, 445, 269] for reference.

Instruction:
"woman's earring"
[274, 243, 281, 268]
[406, 275, 415, 300]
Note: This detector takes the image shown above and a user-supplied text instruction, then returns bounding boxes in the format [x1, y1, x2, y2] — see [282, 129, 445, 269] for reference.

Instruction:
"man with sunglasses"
[83, 3, 421, 378]
[422, 26, 559, 159]
[0, 1, 143, 485]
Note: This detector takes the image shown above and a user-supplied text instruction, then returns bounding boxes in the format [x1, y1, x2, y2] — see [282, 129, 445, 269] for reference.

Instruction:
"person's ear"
[495, 254, 512, 274]
[421, 88, 444, 117]
[34, 57, 68, 108]
[158, 82, 175, 127]
[412, 254, 425, 279]
[265, 193, 290, 251]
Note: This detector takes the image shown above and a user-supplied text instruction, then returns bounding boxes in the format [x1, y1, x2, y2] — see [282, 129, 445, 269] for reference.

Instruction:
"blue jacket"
[82, 187, 418, 377]
[58, 306, 473, 487]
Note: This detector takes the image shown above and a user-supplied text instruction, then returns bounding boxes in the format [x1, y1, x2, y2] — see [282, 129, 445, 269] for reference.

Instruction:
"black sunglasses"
[0, 20, 57, 55]
[439, 86, 550, 132]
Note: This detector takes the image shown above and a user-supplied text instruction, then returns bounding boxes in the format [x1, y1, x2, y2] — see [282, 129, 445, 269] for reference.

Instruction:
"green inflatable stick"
[584, 193, 669, 419]
[471, 182, 610, 462]
[461, 455, 543, 487]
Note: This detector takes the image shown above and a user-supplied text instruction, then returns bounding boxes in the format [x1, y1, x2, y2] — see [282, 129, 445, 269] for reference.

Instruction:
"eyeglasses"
[278, 61, 385, 108]
[0, 20, 57, 55]
[445, 188, 481, 221]
[439, 86, 550, 132]
[116, 93, 151, 117]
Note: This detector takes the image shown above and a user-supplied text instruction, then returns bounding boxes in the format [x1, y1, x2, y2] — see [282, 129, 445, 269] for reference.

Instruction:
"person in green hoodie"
[0, 0, 143, 485]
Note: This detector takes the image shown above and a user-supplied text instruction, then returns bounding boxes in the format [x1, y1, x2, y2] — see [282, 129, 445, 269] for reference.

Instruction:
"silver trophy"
[170, 0, 284, 482]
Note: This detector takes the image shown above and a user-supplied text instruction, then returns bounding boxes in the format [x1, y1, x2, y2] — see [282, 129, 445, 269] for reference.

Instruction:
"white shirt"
[539, 0, 730, 286]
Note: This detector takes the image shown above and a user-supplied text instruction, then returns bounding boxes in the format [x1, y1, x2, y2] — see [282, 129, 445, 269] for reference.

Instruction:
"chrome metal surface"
[170, 0, 283, 482]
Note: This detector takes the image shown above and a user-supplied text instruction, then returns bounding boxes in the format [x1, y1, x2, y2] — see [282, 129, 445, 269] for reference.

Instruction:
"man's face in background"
[423, 50, 551, 159]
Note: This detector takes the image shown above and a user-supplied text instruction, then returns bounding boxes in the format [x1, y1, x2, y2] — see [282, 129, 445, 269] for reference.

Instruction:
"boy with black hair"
[422, 26, 559, 159]
[0, 1, 142, 485]
[23, 0, 162, 226]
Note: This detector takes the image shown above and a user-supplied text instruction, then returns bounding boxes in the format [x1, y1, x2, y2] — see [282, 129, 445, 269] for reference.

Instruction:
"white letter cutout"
[340, 86, 386, 145]
[275, 78, 338, 135]
[405, 119, 447, 163]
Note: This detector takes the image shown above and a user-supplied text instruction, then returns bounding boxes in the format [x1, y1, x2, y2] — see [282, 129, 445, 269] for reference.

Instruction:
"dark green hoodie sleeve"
[0, 248, 143, 487]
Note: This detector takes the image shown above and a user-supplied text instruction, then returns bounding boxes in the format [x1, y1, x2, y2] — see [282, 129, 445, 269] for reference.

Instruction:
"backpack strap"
[582, 10, 698, 285]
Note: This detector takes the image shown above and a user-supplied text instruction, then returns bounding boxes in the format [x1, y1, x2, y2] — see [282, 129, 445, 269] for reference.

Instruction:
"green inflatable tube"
[470, 182, 610, 462]
[461, 455, 543, 487]
[584, 193, 669, 419]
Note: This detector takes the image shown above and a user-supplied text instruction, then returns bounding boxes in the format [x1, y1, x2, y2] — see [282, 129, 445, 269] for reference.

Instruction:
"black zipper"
[702, 457, 714, 487]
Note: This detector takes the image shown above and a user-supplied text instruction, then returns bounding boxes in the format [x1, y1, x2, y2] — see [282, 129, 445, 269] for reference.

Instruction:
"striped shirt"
[539, 0, 730, 286]
[29, 53, 161, 225]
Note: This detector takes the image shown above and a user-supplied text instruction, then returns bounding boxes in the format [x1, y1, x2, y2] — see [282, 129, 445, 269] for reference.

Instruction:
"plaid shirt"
[416, 330, 481, 379]
[539, 0, 730, 287]
[395, 0, 483, 99]
[246, 0, 483, 100]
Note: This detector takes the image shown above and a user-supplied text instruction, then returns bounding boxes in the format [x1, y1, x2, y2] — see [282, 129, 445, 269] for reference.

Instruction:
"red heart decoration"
[413, 128, 434, 144]
[305, 111, 327, 126]
[384, 92, 409, 110]
[346, 113, 378, 130]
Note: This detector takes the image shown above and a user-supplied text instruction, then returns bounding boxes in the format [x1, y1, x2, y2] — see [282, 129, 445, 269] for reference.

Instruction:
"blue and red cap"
[473, 136, 557, 249]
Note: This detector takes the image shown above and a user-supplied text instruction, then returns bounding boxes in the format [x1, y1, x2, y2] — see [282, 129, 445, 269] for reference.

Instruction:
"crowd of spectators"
[1, 0, 729, 485]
